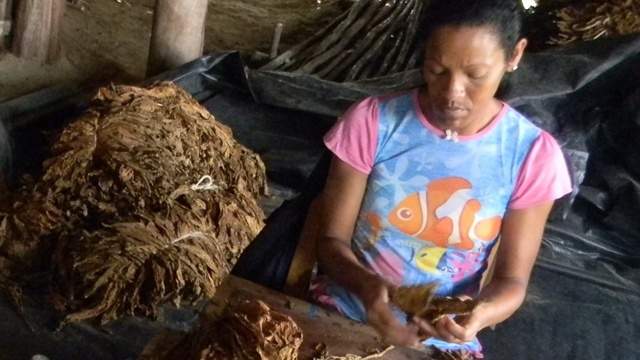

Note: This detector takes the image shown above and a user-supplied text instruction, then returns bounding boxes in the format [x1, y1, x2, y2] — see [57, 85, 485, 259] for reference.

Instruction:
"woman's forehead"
[424, 25, 506, 65]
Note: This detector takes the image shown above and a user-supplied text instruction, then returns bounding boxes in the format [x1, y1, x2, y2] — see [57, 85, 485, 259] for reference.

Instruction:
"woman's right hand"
[360, 275, 422, 348]
[316, 157, 421, 347]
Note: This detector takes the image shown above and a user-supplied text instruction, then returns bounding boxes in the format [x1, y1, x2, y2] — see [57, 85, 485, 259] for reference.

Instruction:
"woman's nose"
[444, 74, 465, 99]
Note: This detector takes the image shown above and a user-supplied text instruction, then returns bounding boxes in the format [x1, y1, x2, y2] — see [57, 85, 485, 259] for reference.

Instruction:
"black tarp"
[0, 33, 639, 359]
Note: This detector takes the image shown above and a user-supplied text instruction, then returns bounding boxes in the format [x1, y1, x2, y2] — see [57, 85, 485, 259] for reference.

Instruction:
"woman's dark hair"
[418, 0, 525, 58]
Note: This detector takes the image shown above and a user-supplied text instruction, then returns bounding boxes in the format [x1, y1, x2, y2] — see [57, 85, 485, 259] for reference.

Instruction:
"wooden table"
[142, 275, 429, 359]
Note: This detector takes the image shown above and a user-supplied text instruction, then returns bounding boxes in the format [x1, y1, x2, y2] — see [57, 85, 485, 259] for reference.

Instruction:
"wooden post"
[0, 0, 13, 50]
[147, 0, 208, 77]
[11, 0, 65, 64]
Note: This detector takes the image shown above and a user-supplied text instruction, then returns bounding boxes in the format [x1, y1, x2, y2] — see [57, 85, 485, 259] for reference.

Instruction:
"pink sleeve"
[509, 131, 572, 209]
[323, 97, 379, 174]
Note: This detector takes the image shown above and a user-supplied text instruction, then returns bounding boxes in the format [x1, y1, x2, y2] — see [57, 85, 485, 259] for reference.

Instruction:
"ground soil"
[0, 0, 348, 102]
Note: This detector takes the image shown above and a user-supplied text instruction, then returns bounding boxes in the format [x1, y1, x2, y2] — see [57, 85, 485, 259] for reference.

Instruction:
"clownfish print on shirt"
[388, 177, 502, 251]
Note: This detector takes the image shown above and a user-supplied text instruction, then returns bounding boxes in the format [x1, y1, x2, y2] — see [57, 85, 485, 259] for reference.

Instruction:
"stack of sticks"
[261, 0, 426, 82]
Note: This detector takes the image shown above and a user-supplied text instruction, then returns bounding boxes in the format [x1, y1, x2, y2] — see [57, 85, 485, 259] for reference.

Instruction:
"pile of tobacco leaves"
[526, 0, 640, 49]
[162, 299, 303, 360]
[546, 0, 640, 46]
[0, 82, 267, 324]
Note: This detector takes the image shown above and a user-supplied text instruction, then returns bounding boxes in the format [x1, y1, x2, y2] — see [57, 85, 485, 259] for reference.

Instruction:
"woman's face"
[421, 25, 523, 130]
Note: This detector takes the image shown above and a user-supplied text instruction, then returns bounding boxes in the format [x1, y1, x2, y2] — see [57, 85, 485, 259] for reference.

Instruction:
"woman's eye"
[427, 68, 445, 76]
[469, 73, 487, 80]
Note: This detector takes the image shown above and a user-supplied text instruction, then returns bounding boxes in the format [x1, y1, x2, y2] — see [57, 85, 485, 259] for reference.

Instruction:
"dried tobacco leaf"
[428, 347, 479, 360]
[419, 297, 477, 323]
[391, 283, 437, 317]
[163, 299, 303, 360]
[0, 177, 66, 280]
[547, 0, 640, 46]
[0, 82, 267, 324]
[392, 284, 477, 323]
[312, 343, 395, 360]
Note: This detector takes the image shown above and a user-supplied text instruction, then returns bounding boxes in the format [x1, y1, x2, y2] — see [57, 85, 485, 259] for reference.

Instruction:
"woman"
[312, 0, 571, 356]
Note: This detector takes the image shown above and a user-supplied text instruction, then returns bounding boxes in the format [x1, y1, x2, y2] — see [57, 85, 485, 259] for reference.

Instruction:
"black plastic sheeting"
[0, 32, 638, 359]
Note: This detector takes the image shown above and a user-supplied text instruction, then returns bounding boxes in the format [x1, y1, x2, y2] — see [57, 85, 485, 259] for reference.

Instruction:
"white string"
[171, 231, 208, 244]
[191, 175, 220, 191]
[444, 129, 459, 143]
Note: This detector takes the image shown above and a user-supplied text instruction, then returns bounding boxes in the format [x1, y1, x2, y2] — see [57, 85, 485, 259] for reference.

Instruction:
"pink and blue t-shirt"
[311, 89, 572, 355]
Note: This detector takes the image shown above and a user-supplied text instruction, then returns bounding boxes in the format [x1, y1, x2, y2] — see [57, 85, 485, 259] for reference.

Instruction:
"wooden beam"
[147, 0, 208, 77]
[0, 0, 13, 51]
[11, 0, 65, 63]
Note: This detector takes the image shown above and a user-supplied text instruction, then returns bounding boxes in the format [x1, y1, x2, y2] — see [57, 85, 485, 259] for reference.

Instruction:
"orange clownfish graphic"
[388, 177, 501, 250]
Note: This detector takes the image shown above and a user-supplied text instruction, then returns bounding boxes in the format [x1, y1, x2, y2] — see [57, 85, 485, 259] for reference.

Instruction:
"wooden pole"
[11, 0, 65, 64]
[0, 0, 13, 50]
[147, 0, 208, 77]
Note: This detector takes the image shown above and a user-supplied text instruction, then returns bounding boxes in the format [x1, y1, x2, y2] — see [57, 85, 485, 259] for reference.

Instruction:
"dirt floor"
[0, 0, 348, 102]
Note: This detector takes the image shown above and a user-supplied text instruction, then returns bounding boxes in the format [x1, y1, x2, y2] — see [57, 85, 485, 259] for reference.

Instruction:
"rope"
[171, 231, 209, 244]
[191, 175, 220, 191]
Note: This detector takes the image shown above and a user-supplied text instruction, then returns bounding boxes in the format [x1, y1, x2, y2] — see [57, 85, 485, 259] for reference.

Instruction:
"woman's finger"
[403, 322, 423, 347]
[381, 321, 421, 347]
[434, 317, 464, 343]
[442, 316, 475, 343]
[411, 316, 437, 339]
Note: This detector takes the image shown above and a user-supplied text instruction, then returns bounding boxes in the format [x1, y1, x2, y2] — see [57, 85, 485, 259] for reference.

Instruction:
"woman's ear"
[507, 38, 528, 72]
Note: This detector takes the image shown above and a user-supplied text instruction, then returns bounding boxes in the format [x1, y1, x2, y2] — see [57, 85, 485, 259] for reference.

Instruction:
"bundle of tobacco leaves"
[313, 343, 475, 360]
[162, 299, 303, 360]
[0, 82, 267, 324]
[546, 0, 640, 46]
[391, 284, 477, 323]
[262, 0, 426, 82]
[312, 343, 395, 360]
[429, 348, 478, 360]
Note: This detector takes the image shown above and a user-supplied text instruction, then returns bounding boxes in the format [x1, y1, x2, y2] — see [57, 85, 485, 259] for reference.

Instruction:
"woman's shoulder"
[500, 103, 557, 140]
[342, 90, 418, 128]
[501, 104, 539, 129]
[351, 89, 416, 110]
[376, 88, 417, 103]
[368, 89, 420, 124]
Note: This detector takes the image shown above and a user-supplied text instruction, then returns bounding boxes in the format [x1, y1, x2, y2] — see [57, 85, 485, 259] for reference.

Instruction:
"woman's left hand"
[412, 298, 489, 343]
[413, 202, 557, 344]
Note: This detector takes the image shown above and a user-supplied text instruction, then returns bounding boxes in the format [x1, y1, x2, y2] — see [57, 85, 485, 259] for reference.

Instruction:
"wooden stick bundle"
[261, 0, 426, 82]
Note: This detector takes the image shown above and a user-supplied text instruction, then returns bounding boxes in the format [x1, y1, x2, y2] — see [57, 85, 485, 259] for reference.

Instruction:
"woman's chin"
[435, 110, 470, 129]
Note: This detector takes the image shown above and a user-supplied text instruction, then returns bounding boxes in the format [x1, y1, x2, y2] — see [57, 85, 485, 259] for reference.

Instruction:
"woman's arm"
[415, 201, 554, 343]
[316, 156, 373, 294]
[317, 156, 421, 347]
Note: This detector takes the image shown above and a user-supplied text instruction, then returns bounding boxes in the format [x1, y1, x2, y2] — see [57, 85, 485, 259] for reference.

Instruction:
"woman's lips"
[441, 106, 468, 119]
